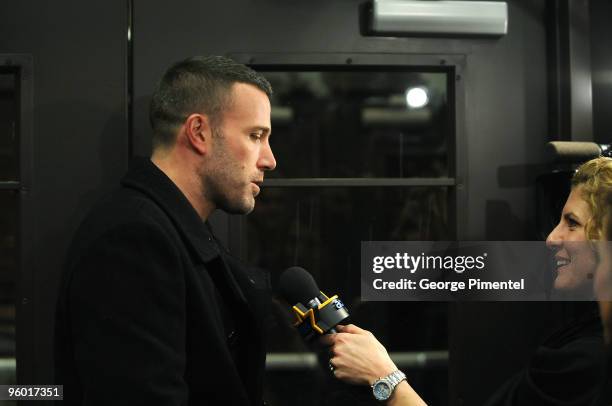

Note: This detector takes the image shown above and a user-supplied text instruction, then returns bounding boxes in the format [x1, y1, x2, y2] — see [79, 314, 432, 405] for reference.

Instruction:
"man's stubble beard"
[200, 129, 255, 215]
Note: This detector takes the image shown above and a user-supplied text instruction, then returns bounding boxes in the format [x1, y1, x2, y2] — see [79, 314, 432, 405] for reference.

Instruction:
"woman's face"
[545, 186, 596, 291]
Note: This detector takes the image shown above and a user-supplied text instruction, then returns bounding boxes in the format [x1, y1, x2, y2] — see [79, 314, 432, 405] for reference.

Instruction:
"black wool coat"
[55, 158, 270, 405]
[485, 304, 605, 406]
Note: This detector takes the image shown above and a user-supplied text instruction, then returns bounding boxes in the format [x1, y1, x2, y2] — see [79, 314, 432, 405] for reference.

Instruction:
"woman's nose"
[546, 223, 563, 249]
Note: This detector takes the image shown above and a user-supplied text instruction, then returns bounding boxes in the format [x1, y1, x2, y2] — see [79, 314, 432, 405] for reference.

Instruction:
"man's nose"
[259, 141, 276, 171]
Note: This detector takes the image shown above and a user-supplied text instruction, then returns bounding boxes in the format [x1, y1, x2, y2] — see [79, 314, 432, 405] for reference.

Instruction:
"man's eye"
[250, 133, 262, 141]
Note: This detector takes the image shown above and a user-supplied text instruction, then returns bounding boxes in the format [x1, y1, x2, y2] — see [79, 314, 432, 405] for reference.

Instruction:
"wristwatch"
[371, 370, 406, 402]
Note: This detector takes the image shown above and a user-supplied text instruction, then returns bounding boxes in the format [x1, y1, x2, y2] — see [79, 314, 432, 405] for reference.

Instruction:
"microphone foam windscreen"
[545, 141, 601, 163]
[278, 266, 321, 305]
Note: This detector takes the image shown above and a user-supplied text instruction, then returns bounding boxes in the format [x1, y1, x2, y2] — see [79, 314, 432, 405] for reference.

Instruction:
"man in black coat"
[55, 56, 277, 405]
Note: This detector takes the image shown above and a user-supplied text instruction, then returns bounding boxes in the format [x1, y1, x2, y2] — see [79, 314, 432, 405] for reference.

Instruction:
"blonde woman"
[324, 157, 612, 406]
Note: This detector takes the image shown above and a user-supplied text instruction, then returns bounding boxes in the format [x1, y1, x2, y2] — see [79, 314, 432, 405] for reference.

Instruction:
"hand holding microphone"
[277, 265, 389, 381]
[320, 325, 428, 405]
[277, 266, 427, 405]
[319, 324, 397, 385]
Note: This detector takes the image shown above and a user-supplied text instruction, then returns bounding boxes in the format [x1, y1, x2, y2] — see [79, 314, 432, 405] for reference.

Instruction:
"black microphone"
[278, 266, 349, 340]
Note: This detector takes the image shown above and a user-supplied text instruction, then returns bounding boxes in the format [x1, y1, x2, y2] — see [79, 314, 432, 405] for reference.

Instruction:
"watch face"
[373, 380, 392, 401]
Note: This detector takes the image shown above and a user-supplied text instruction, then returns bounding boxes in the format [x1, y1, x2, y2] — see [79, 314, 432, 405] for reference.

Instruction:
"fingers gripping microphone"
[278, 266, 349, 340]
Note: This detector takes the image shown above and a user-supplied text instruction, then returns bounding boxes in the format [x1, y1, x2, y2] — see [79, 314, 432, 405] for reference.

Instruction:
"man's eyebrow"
[251, 126, 271, 134]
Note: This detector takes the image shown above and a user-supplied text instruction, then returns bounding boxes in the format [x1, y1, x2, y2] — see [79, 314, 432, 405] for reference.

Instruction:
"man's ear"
[184, 113, 211, 155]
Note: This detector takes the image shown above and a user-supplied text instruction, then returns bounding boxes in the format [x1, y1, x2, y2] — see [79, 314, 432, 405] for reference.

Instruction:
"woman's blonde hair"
[572, 156, 612, 239]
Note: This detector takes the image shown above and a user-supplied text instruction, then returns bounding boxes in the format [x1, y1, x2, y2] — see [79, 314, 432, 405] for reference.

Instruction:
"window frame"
[0, 54, 33, 380]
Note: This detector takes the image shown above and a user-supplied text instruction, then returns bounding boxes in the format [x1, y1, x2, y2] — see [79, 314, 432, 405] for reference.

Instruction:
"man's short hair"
[149, 55, 273, 149]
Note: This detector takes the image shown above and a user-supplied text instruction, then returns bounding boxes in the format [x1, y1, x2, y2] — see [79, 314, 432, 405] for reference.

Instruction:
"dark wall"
[591, 0, 612, 144]
[0, 0, 128, 391]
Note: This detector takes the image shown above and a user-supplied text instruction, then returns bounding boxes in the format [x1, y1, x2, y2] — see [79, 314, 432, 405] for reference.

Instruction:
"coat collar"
[120, 157, 219, 263]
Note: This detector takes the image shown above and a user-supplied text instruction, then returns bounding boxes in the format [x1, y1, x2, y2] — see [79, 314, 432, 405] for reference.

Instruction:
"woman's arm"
[320, 324, 427, 406]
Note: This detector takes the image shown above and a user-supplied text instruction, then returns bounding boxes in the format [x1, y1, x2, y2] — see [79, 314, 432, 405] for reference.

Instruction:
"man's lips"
[251, 180, 263, 195]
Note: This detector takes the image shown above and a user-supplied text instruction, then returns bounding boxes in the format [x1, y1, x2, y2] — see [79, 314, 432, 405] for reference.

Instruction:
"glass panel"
[0, 69, 19, 182]
[249, 186, 450, 286]
[0, 191, 18, 356]
[247, 186, 450, 346]
[261, 70, 451, 178]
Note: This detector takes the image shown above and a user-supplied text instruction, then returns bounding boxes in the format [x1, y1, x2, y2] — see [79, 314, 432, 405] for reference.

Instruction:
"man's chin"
[220, 198, 255, 215]
[241, 196, 256, 214]
[241, 202, 255, 215]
